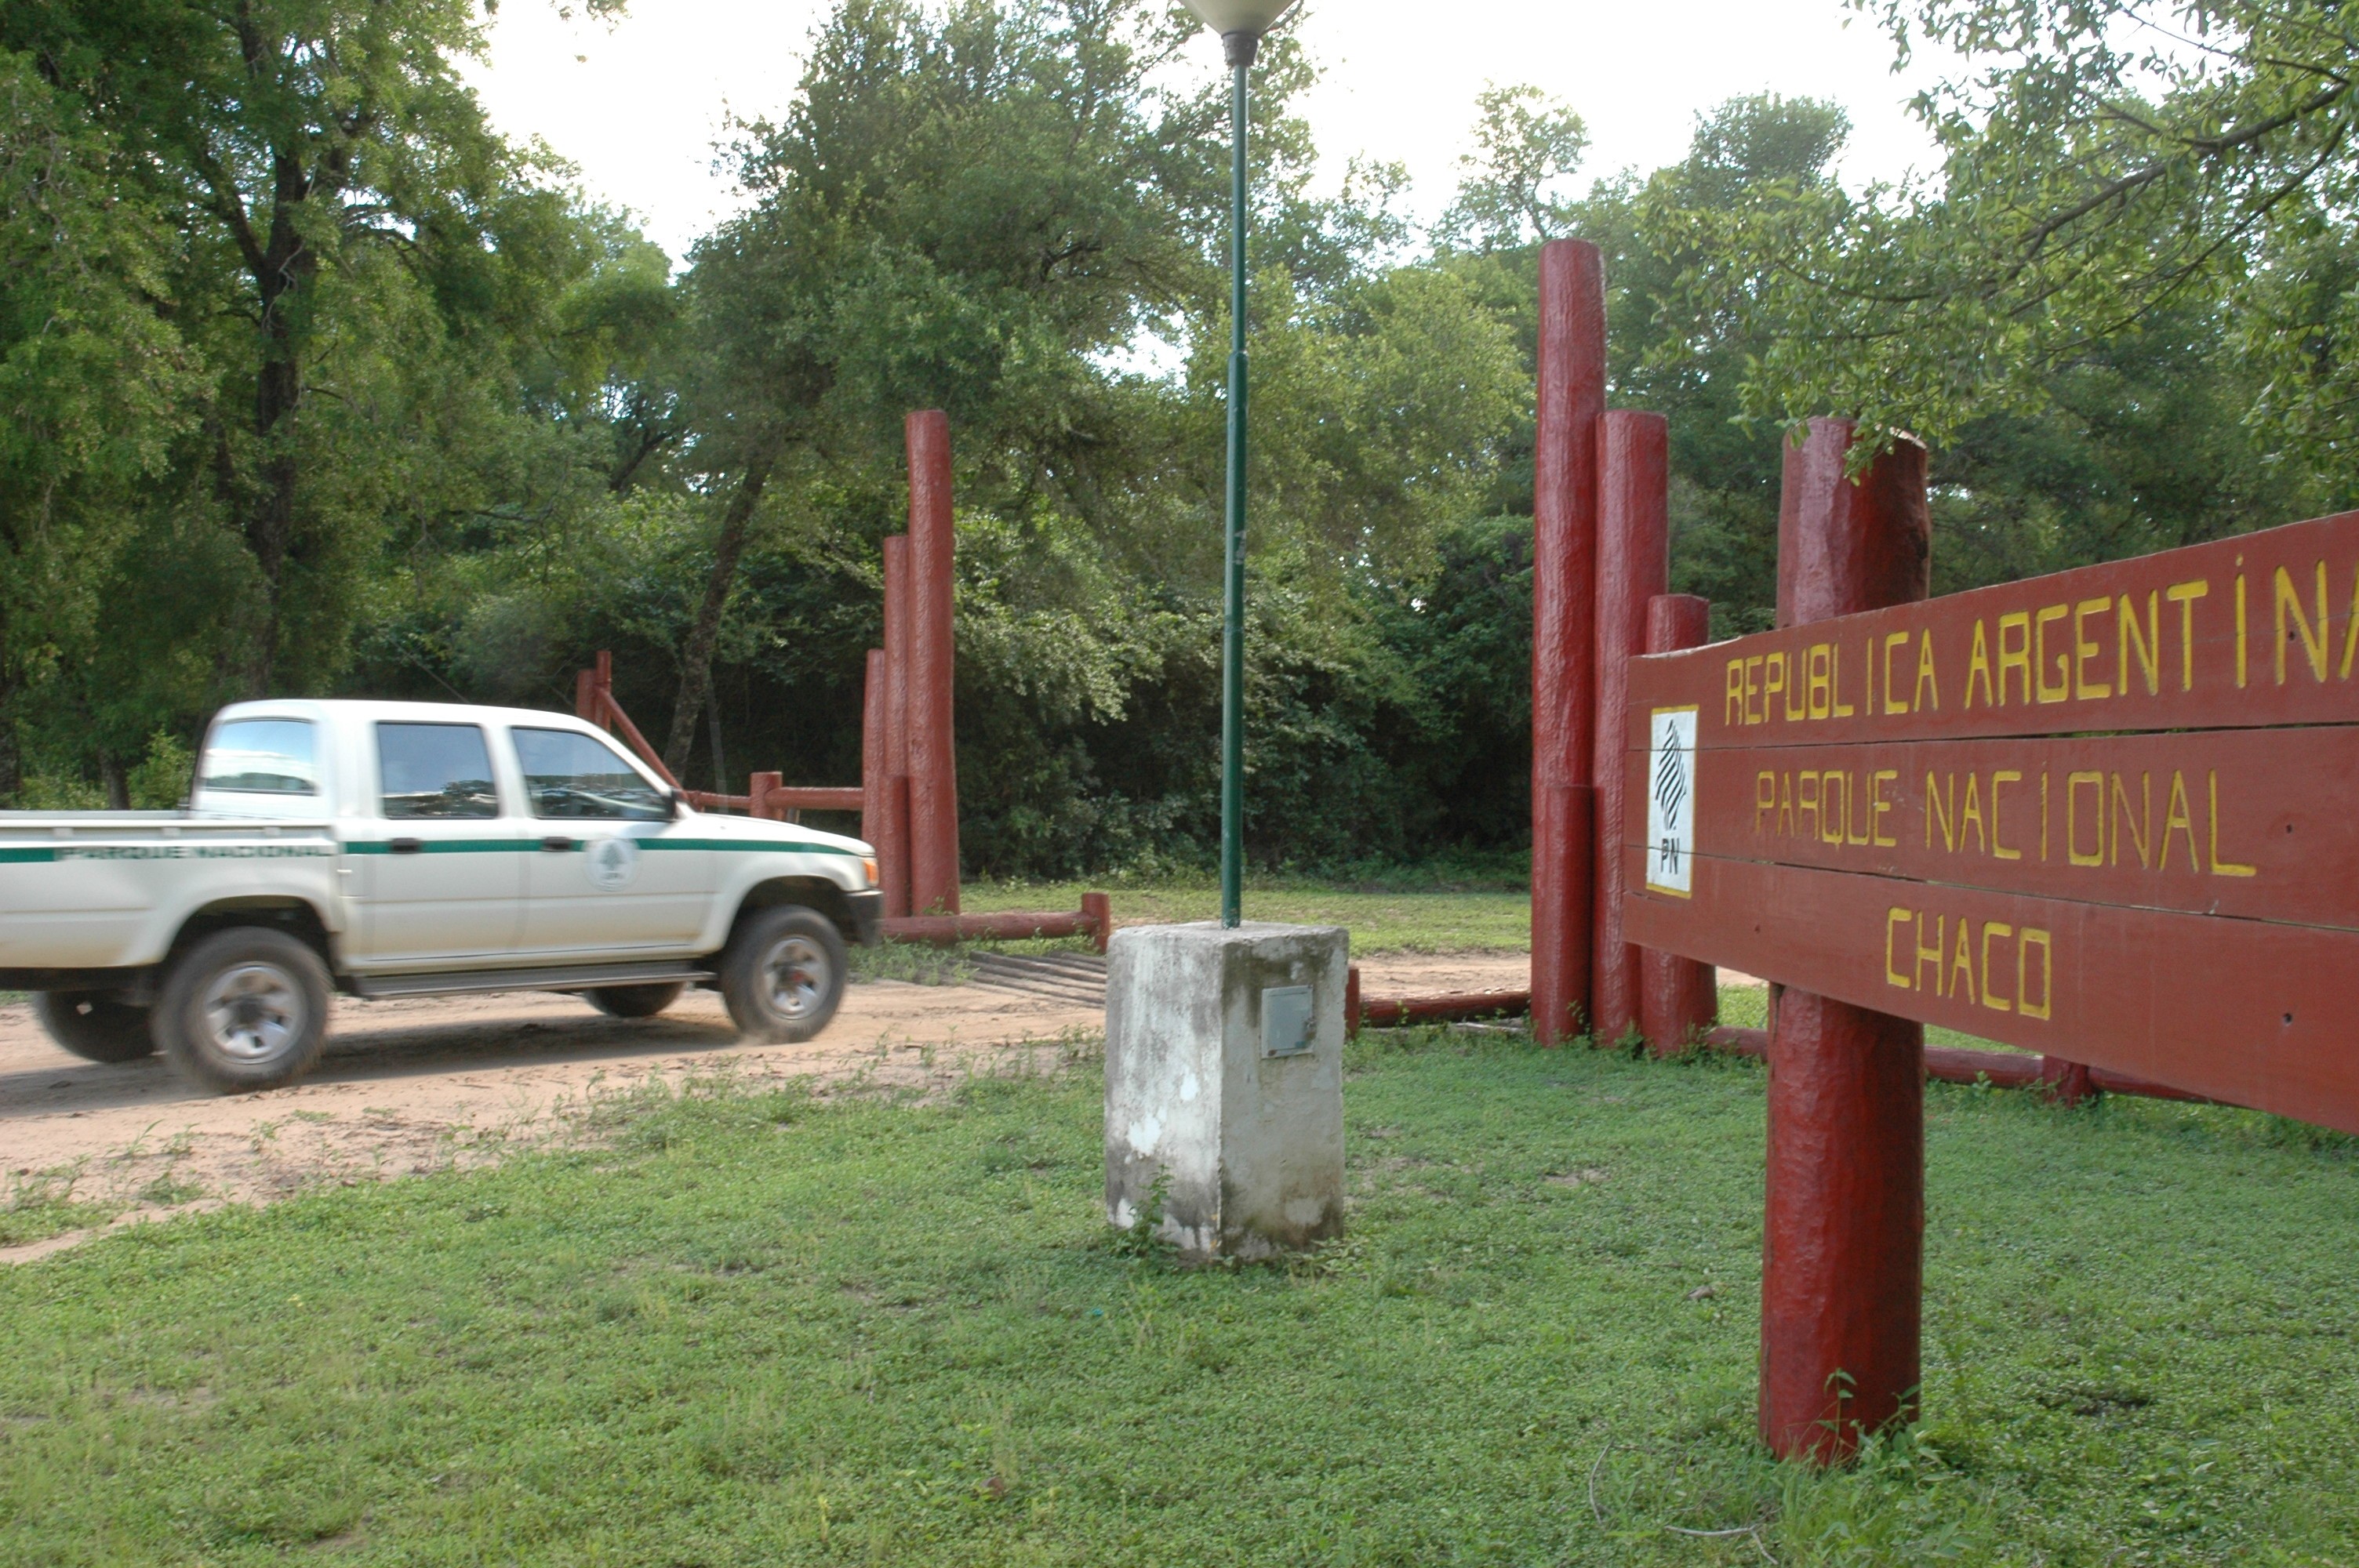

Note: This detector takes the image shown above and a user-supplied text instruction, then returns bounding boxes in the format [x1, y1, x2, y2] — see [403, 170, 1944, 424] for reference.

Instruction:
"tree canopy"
[0, 0, 2341, 870]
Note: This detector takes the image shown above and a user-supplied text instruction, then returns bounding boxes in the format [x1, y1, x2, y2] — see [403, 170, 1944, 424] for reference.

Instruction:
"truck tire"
[719, 906, 846, 1043]
[33, 992, 157, 1064]
[152, 927, 332, 1093]
[584, 982, 685, 1019]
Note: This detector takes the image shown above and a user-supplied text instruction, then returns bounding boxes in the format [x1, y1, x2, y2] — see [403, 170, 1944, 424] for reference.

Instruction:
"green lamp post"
[1181, 0, 1296, 929]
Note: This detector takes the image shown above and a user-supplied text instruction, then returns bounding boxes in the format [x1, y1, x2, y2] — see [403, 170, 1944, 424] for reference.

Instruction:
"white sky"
[463, 0, 1955, 266]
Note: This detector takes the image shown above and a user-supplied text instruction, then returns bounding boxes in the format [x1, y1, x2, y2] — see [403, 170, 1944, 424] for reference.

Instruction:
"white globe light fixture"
[1180, 0, 1298, 927]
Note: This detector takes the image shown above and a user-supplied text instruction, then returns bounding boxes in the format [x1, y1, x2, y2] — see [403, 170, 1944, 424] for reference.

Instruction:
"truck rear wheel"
[153, 927, 332, 1093]
[33, 992, 156, 1064]
[719, 906, 845, 1043]
[584, 982, 685, 1019]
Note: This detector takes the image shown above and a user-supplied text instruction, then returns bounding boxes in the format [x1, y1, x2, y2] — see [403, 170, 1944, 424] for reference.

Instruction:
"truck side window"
[378, 724, 501, 819]
[511, 728, 671, 821]
[201, 719, 318, 796]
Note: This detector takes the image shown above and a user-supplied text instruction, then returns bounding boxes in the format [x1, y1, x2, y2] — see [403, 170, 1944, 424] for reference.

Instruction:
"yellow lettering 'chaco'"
[1979, 924, 2013, 1013]
[2017, 927, 2053, 1020]
[1914, 911, 1946, 996]
[1949, 916, 1979, 1004]
[1881, 908, 2047, 1023]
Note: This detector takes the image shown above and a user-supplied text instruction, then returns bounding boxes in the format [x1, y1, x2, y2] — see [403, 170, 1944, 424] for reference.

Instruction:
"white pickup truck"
[0, 699, 882, 1091]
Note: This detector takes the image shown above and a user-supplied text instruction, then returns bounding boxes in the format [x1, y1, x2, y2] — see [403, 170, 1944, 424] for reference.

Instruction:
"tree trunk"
[663, 452, 778, 775]
[100, 749, 129, 811]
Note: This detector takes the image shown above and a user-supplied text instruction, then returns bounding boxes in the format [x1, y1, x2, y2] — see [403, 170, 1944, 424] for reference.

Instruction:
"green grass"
[962, 877, 1529, 953]
[5, 1016, 2357, 1564]
[1, 1167, 114, 1248]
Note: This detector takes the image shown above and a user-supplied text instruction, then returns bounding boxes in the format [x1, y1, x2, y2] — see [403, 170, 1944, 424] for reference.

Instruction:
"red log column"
[1590, 411, 1669, 1050]
[1760, 419, 1932, 1463]
[861, 648, 911, 898]
[1639, 593, 1717, 1054]
[1530, 239, 1607, 1046]
[881, 536, 915, 920]
[905, 410, 961, 916]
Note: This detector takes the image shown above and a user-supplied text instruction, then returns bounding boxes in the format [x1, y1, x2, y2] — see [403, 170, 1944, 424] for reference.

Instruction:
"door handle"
[541, 835, 576, 853]
[388, 837, 423, 855]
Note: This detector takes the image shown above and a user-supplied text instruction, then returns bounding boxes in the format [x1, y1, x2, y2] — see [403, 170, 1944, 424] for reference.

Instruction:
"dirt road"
[2, 951, 1532, 1259]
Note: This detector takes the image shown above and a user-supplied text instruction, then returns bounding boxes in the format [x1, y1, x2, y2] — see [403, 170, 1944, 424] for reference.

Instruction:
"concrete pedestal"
[1103, 922, 1347, 1261]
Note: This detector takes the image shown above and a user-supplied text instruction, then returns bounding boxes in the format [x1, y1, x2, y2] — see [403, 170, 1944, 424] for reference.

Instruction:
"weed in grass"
[2, 1165, 114, 1247]
[134, 1173, 205, 1208]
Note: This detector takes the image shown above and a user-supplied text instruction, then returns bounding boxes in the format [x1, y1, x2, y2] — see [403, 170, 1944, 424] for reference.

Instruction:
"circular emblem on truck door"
[585, 836, 640, 891]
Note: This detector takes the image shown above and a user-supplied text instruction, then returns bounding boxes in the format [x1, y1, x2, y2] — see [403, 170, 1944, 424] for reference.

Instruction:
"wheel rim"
[202, 963, 304, 1061]
[760, 935, 831, 1022]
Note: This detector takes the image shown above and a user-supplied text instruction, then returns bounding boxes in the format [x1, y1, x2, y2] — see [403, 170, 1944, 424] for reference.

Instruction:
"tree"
[5, 0, 625, 691]
[1655, 0, 2359, 472]
[1437, 84, 1590, 253]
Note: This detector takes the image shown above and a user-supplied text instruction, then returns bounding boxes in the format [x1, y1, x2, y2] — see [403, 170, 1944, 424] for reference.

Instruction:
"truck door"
[350, 722, 527, 966]
[508, 726, 711, 955]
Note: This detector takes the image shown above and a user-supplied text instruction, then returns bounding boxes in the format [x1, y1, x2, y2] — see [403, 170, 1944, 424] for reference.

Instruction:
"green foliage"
[4, 0, 2347, 878]
[7, 1035, 2359, 1559]
[1644, 0, 2359, 489]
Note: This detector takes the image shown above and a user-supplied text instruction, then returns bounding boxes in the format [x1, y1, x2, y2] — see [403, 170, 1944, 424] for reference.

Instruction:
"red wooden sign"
[1624, 510, 2359, 1134]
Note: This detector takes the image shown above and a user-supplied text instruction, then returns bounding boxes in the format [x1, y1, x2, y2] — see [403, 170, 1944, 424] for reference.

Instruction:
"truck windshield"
[511, 728, 671, 821]
[200, 720, 318, 796]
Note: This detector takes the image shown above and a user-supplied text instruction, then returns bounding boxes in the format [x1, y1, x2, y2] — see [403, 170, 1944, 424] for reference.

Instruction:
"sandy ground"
[2, 951, 1532, 1261]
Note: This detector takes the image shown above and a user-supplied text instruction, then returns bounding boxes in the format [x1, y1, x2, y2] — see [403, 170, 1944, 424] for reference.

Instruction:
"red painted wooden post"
[1531, 238, 1606, 1045]
[906, 410, 961, 916]
[1081, 891, 1112, 955]
[574, 667, 597, 723]
[748, 770, 783, 822]
[881, 535, 914, 920]
[1639, 592, 1717, 1054]
[1760, 419, 1932, 1463]
[595, 650, 613, 716]
[1345, 965, 1362, 1040]
[1591, 411, 1670, 1050]
[861, 649, 895, 856]
[2038, 1056, 2095, 1106]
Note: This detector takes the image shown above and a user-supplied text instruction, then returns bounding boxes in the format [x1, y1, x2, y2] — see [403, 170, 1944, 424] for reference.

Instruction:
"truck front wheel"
[153, 928, 332, 1093]
[719, 906, 846, 1043]
[33, 992, 156, 1064]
